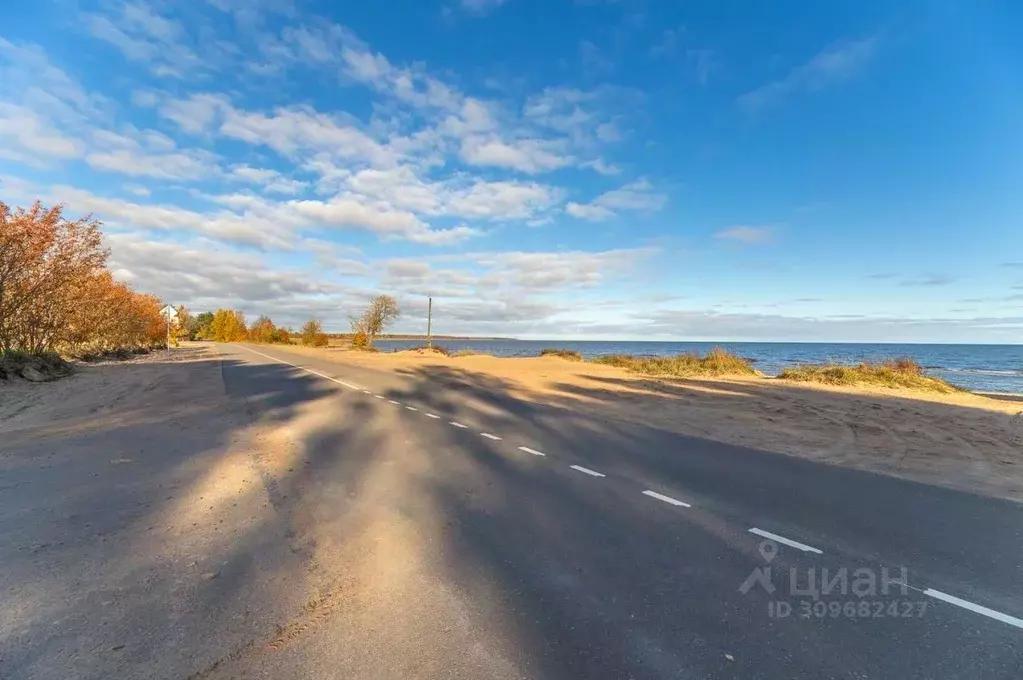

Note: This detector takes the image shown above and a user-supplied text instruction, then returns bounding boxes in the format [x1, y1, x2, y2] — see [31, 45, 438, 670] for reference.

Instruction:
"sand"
[272, 345, 1023, 502]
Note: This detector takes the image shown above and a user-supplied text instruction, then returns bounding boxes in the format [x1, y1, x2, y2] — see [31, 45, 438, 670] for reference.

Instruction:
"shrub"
[300, 319, 328, 347]
[0, 200, 167, 356]
[778, 357, 962, 393]
[539, 348, 583, 361]
[350, 330, 372, 350]
[591, 348, 757, 377]
[452, 348, 479, 357]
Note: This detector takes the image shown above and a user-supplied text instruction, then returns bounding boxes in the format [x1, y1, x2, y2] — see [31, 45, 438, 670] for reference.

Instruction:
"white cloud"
[84, 2, 205, 78]
[347, 166, 564, 222]
[0, 103, 82, 160]
[566, 179, 667, 221]
[159, 94, 228, 134]
[581, 158, 621, 175]
[715, 225, 774, 244]
[565, 202, 615, 221]
[460, 136, 573, 173]
[739, 36, 879, 112]
[229, 165, 307, 194]
[290, 197, 479, 245]
[83, 128, 220, 180]
[461, 0, 510, 14]
[217, 104, 400, 168]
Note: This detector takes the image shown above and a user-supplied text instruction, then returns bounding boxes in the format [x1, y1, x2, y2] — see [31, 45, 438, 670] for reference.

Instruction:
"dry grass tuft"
[778, 356, 964, 393]
[540, 348, 583, 361]
[592, 348, 757, 377]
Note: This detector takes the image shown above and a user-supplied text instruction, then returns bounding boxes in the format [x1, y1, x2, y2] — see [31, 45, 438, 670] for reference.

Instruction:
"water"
[373, 340, 1023, 394]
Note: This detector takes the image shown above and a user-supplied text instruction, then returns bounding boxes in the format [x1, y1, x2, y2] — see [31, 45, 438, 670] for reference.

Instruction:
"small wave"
[935, 368, 1023, 376]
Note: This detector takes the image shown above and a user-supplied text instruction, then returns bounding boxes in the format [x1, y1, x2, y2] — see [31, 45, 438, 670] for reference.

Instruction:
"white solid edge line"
[450, 422, 468, 428]
[405, 406, 418, 411]
[570, 465, 605, 478]
[480, 432, 502, 440]
[642, 490, 691, 508]
[425, 413, 440, 419]
[235, 345, 362, 390]
[518, 446, 546, 457]
[923, 589, 1023, 630]
[748, 528, 823, 554]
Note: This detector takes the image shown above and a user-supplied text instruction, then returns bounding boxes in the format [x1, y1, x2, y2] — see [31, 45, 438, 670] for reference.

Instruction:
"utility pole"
[426, 296, 433, 349]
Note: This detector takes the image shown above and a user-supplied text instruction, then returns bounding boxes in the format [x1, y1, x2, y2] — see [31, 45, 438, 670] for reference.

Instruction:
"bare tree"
[350, 295, 399, 348]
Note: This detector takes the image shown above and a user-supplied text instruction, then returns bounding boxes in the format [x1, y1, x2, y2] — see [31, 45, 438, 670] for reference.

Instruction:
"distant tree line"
[181, 295, 400, 350]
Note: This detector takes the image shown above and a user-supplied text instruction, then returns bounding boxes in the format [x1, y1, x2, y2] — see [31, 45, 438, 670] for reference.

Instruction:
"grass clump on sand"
[451, 348, 480, 357]
[539, 348, 583, 361]
[591, 348, 757, 378]
[778, 357, 963, 393]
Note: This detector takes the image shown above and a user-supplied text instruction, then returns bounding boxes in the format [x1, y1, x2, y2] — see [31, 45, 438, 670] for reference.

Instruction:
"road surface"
[2, 342, 1020, 679]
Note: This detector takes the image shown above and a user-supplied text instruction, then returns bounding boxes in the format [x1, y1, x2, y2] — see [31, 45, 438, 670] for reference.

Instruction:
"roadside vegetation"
[349, 295, 400, 349]
[299, 320, 329, 347]
[592, 348, 758, 378]
[779, 357, 962, 393]
[540, 348, 583, 361]
[1, 200, 166, 381]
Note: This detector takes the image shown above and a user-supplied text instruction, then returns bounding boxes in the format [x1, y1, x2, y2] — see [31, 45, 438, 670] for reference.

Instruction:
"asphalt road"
[215, 343, 1023, 679]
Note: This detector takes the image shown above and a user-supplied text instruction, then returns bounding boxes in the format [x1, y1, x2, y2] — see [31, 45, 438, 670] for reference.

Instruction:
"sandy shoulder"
[273, 344, 1023, 502]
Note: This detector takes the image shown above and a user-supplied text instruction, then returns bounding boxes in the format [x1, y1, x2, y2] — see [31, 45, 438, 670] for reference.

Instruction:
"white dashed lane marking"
[748, 528, 823, 554]
[480, 432, 502, 441]
[922, 588, 1023, 630]
[425, 413, 440, 419]
[235, 345, 362, 390]
[570, 465, 606, 478]
[406, 406, 419, 411]
[374, 395, 385, 400]
[642, 490, 691, 508]
[518, 446, 546, 457]
[388, 400, 401, 405]
[450, 422, 468, 429]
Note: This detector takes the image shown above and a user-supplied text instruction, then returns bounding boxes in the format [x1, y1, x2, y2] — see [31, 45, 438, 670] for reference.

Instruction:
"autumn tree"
[248, 315, 279, 343]
[174, 305, 193, 341]
[0, 201, 107, 353]
[210, 309, 247, 342]
[349, 295, 399, 349]
[300, 319, 328, 347]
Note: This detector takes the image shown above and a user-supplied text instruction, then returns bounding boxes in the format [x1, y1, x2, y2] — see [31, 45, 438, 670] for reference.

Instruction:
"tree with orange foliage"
[1, 200, 166, 356]
[0, 201, 108, 353]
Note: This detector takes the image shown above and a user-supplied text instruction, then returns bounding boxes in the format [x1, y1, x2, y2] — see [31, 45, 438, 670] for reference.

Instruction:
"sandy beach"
[268, 344, 1023, 502]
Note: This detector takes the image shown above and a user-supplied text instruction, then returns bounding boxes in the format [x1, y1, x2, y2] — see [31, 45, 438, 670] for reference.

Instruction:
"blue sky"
[2, 0, 1022, 341]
